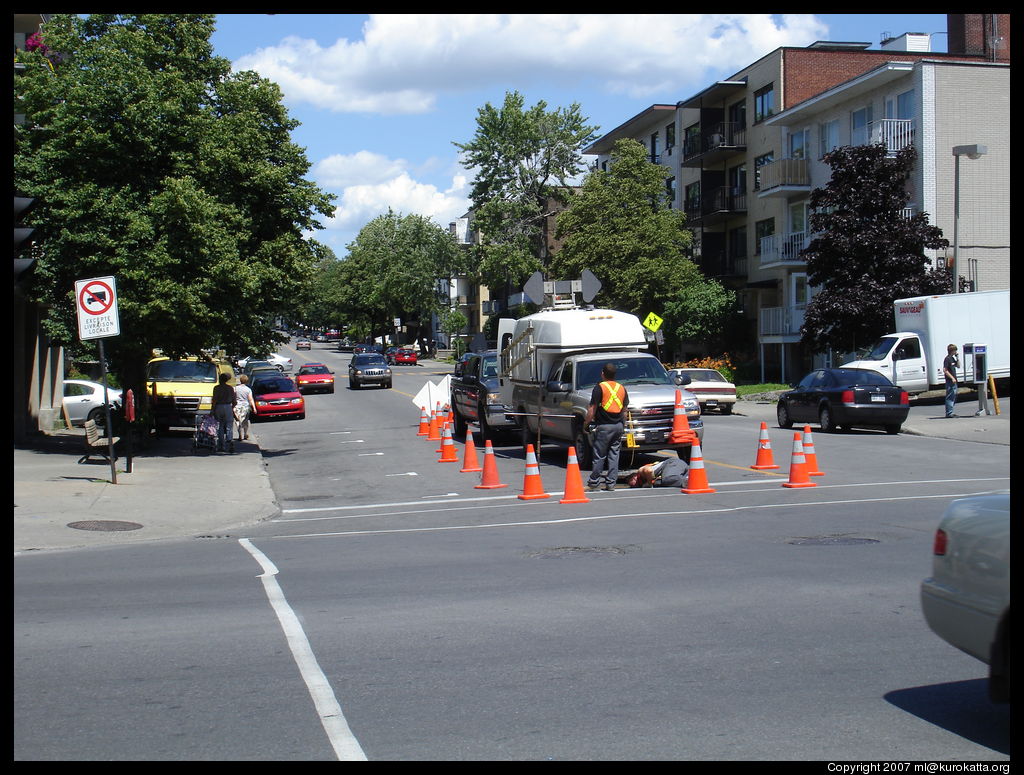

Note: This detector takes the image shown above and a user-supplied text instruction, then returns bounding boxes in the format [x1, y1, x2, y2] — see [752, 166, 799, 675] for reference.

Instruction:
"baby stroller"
[192, 413, 218, 453]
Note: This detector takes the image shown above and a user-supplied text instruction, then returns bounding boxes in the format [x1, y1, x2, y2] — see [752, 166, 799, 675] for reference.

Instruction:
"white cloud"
[234, 14, 829, 114]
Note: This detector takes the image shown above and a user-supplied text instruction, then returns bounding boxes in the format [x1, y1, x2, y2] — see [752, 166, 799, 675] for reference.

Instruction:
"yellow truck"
[145, 355, 236, 433]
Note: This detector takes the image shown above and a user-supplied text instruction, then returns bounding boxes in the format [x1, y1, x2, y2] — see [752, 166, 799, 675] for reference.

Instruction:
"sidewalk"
[14, 427, 278, 554]
[14, 393, 1008, 555]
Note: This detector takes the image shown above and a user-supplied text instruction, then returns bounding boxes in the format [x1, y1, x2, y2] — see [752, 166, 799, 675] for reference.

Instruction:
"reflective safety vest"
[599, 380, 626, 414]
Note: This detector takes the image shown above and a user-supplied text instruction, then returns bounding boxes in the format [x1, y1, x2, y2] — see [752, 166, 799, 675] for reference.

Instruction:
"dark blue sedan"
[777, 368, 910, 434]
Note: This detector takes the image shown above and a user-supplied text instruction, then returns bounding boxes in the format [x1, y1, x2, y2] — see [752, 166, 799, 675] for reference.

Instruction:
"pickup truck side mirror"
[545, 380, 571, 393]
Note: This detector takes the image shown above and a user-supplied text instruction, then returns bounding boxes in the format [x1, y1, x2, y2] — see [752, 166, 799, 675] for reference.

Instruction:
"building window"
[728, 98, 746, 128]
[728, 225, 747, 259]
[665, 176, 676, 204]
[665, 122, 675, 151]
[753, 152, 774, 191]
[685, 181, 700, 214]
[728, 163, 746, 196]
[851, 105, 873, 146]
[819, 119, 839, 158]
[788, 128, 809, 160]
[754, 84, 775, 123]
[650, 131, 660, 163]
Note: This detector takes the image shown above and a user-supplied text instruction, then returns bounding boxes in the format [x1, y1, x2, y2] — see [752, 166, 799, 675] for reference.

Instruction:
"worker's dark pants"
[587, 422, 624, 487]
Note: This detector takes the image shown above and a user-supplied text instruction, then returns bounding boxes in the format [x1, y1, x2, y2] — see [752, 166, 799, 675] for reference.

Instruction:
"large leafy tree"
[800, 144, 950, 355]
[455, 91, 598, 293]
[14, 14, 335, 393]
[339, 210, 463, 345]
[552, 138, 735, 354]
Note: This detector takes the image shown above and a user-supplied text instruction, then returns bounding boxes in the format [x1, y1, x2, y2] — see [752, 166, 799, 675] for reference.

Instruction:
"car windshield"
[861, 338, 897, 361]
[686, 370, 725, 382]
[146, 360, 218, 382]
[482, 356, 498, 378]
[353, 355, 386, 366]
[831, 368, 894, 387]
[299, 365, 330, 374]
[252, 377, 296, 395]
[577, 358, 670, 390]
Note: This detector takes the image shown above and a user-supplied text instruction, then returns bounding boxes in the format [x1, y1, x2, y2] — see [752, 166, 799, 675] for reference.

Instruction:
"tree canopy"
[800, 144, 950, 355]
[14, 14, 335, 390]
[551, 138, 735, 354]
[455, 91, 598, 291]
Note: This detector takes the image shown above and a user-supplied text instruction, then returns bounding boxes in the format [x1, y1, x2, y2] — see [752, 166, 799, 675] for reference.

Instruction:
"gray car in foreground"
[920, 491, 1010, 702]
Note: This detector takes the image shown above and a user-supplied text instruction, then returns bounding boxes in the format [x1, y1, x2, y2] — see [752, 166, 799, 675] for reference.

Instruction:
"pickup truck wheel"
[676, 446, 692, 464]
[573, 425, 593, 469]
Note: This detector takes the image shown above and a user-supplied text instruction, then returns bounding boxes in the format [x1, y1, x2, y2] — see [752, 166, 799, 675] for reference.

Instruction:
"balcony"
[685, 186, 747, 227]
[759, 231, 810, 268]
[759, 305, 805, 342]
[756, 157, 810, 198]
[867, 119, 914, 155]
[682, 122, 747, 167]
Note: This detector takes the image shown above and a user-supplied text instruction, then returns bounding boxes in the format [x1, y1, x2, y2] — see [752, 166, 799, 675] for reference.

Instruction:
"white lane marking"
[238, 539, 367, 762]
[270, 487, 1008, 541]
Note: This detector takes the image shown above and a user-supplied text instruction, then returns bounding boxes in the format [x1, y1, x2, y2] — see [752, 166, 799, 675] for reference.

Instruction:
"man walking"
[585, 362, 629, 491]
[943, 343, 959, 418]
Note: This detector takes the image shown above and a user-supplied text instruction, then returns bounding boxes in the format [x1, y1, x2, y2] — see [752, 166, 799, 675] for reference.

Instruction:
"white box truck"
[841, 290, 1009, 394]
[497, 304, 703, 465]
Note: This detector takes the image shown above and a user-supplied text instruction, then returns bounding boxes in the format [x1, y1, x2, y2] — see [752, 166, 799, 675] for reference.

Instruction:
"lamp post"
[951, 144, 987, 293]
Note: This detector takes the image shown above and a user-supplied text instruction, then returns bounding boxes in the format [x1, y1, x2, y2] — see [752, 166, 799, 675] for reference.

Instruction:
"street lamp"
[951, 144, 987, 293]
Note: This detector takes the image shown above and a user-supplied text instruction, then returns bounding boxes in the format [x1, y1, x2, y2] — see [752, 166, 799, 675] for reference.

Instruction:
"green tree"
[552, 138, 735, 353]
[341, 210, 462, 345]
[455, 91, 598, 293]
[801, 144, 950, 355]
[14, 14, 335, 393]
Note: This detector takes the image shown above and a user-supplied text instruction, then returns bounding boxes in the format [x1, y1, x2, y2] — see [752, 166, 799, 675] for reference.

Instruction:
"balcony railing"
[683, 122, 747, 161]
[867, 119, 914, 155]
[759, 231, 810, 266]
[757, 157, 809, 193]
[759, 305, 805, 337]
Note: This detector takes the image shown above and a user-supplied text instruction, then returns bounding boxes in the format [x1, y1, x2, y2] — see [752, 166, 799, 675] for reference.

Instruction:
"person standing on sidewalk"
[212, 372, 236, 452]
[584, 362, 629, 491]
[234, 374, 257, 441]
[943, 344, 959, 418]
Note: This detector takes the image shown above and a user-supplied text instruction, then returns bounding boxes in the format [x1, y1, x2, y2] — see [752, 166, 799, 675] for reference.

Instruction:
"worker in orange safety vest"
[584, 362, 629, 491]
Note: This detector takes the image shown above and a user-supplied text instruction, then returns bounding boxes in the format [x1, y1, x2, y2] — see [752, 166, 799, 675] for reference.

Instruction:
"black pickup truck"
[450, 350, 516, 440]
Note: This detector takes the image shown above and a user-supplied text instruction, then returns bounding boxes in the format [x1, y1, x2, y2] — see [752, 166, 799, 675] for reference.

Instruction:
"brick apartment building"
[584, 13, 1009, 383]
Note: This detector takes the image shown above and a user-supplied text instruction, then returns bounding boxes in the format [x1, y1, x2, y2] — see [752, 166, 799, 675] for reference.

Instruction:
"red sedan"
[251, 374, 305, 420]
[393, 348, 418, 365]
[295, 363, 335, 394]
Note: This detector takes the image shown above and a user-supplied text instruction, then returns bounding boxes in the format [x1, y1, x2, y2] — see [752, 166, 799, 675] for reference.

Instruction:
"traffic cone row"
[412, 405, 827, 500]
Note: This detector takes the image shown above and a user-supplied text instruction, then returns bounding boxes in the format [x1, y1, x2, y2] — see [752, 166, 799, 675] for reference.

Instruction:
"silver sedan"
[62, 379, 122, 427]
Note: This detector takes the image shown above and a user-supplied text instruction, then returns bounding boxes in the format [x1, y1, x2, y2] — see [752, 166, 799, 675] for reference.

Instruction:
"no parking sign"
[75, 276, 120, 340]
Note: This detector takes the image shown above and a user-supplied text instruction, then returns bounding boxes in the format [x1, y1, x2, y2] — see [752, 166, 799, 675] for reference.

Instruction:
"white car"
[920, 491, 1010, 702]
[667, 368, 737, 414]
[62, 379, 123, 427]
[237, 353, 292, 372]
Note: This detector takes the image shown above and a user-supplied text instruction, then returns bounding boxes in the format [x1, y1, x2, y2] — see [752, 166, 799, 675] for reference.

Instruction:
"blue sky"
[208, 13, 950, 255]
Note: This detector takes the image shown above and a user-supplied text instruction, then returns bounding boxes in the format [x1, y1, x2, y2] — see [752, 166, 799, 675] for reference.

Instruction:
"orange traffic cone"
[802, 425, 824, 476]
[751, 422, 781, 470]
[669, 389, 694, 444]
[437, 423, 460, 463]
[427, 403, 441, 442]
[782, 432, 817, 488]
[559, 446, 590, 504]
[518, 444, 551, 500]
[681, 440, 716, 494]
[475, 440, 508, 489]
[416, 406, 430, 436]
[460, 432, 483, 473]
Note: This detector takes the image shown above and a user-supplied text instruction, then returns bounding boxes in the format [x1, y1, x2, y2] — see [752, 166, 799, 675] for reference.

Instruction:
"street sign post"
[74, 276, 121, 483]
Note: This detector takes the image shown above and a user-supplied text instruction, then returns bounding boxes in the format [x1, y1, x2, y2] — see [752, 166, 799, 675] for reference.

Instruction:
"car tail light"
[841, 390, 854, 404]
[900, 391, 909, 405]
[933, 528, 948, 556]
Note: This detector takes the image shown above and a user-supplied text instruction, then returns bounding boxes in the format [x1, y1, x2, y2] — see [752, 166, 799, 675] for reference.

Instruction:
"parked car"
[295, 363, 335, 394]
[296, 338, 312, 351]
[384, 346, 399, 364]
[237, 353, 291, 372]
[668, 368, 737, 414]
[776, 367, 909, 434]
[250, 373, 305, 420]
[920, 491, 1010, 702]
[393, 348, 418, 365]
[348, 353, 392, 389]
[242, 360, 279, 379]
[62, 379, 123, 428]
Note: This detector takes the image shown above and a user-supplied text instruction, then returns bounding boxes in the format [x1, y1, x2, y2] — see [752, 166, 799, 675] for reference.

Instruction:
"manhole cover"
[526, 545, 641, 559]
[787, 536, 879, 546]
[67, 520, 144, 532]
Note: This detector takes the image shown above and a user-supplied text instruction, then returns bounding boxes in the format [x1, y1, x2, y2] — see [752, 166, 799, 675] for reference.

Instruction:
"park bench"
[79, 418, 119, 464]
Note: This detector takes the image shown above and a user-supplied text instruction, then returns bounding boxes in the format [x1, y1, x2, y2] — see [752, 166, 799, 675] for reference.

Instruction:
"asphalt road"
[14, 344, 1011, 761]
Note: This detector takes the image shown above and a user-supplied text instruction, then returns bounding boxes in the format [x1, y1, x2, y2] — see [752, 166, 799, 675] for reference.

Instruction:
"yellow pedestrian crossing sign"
[643, 312, 664, 332]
